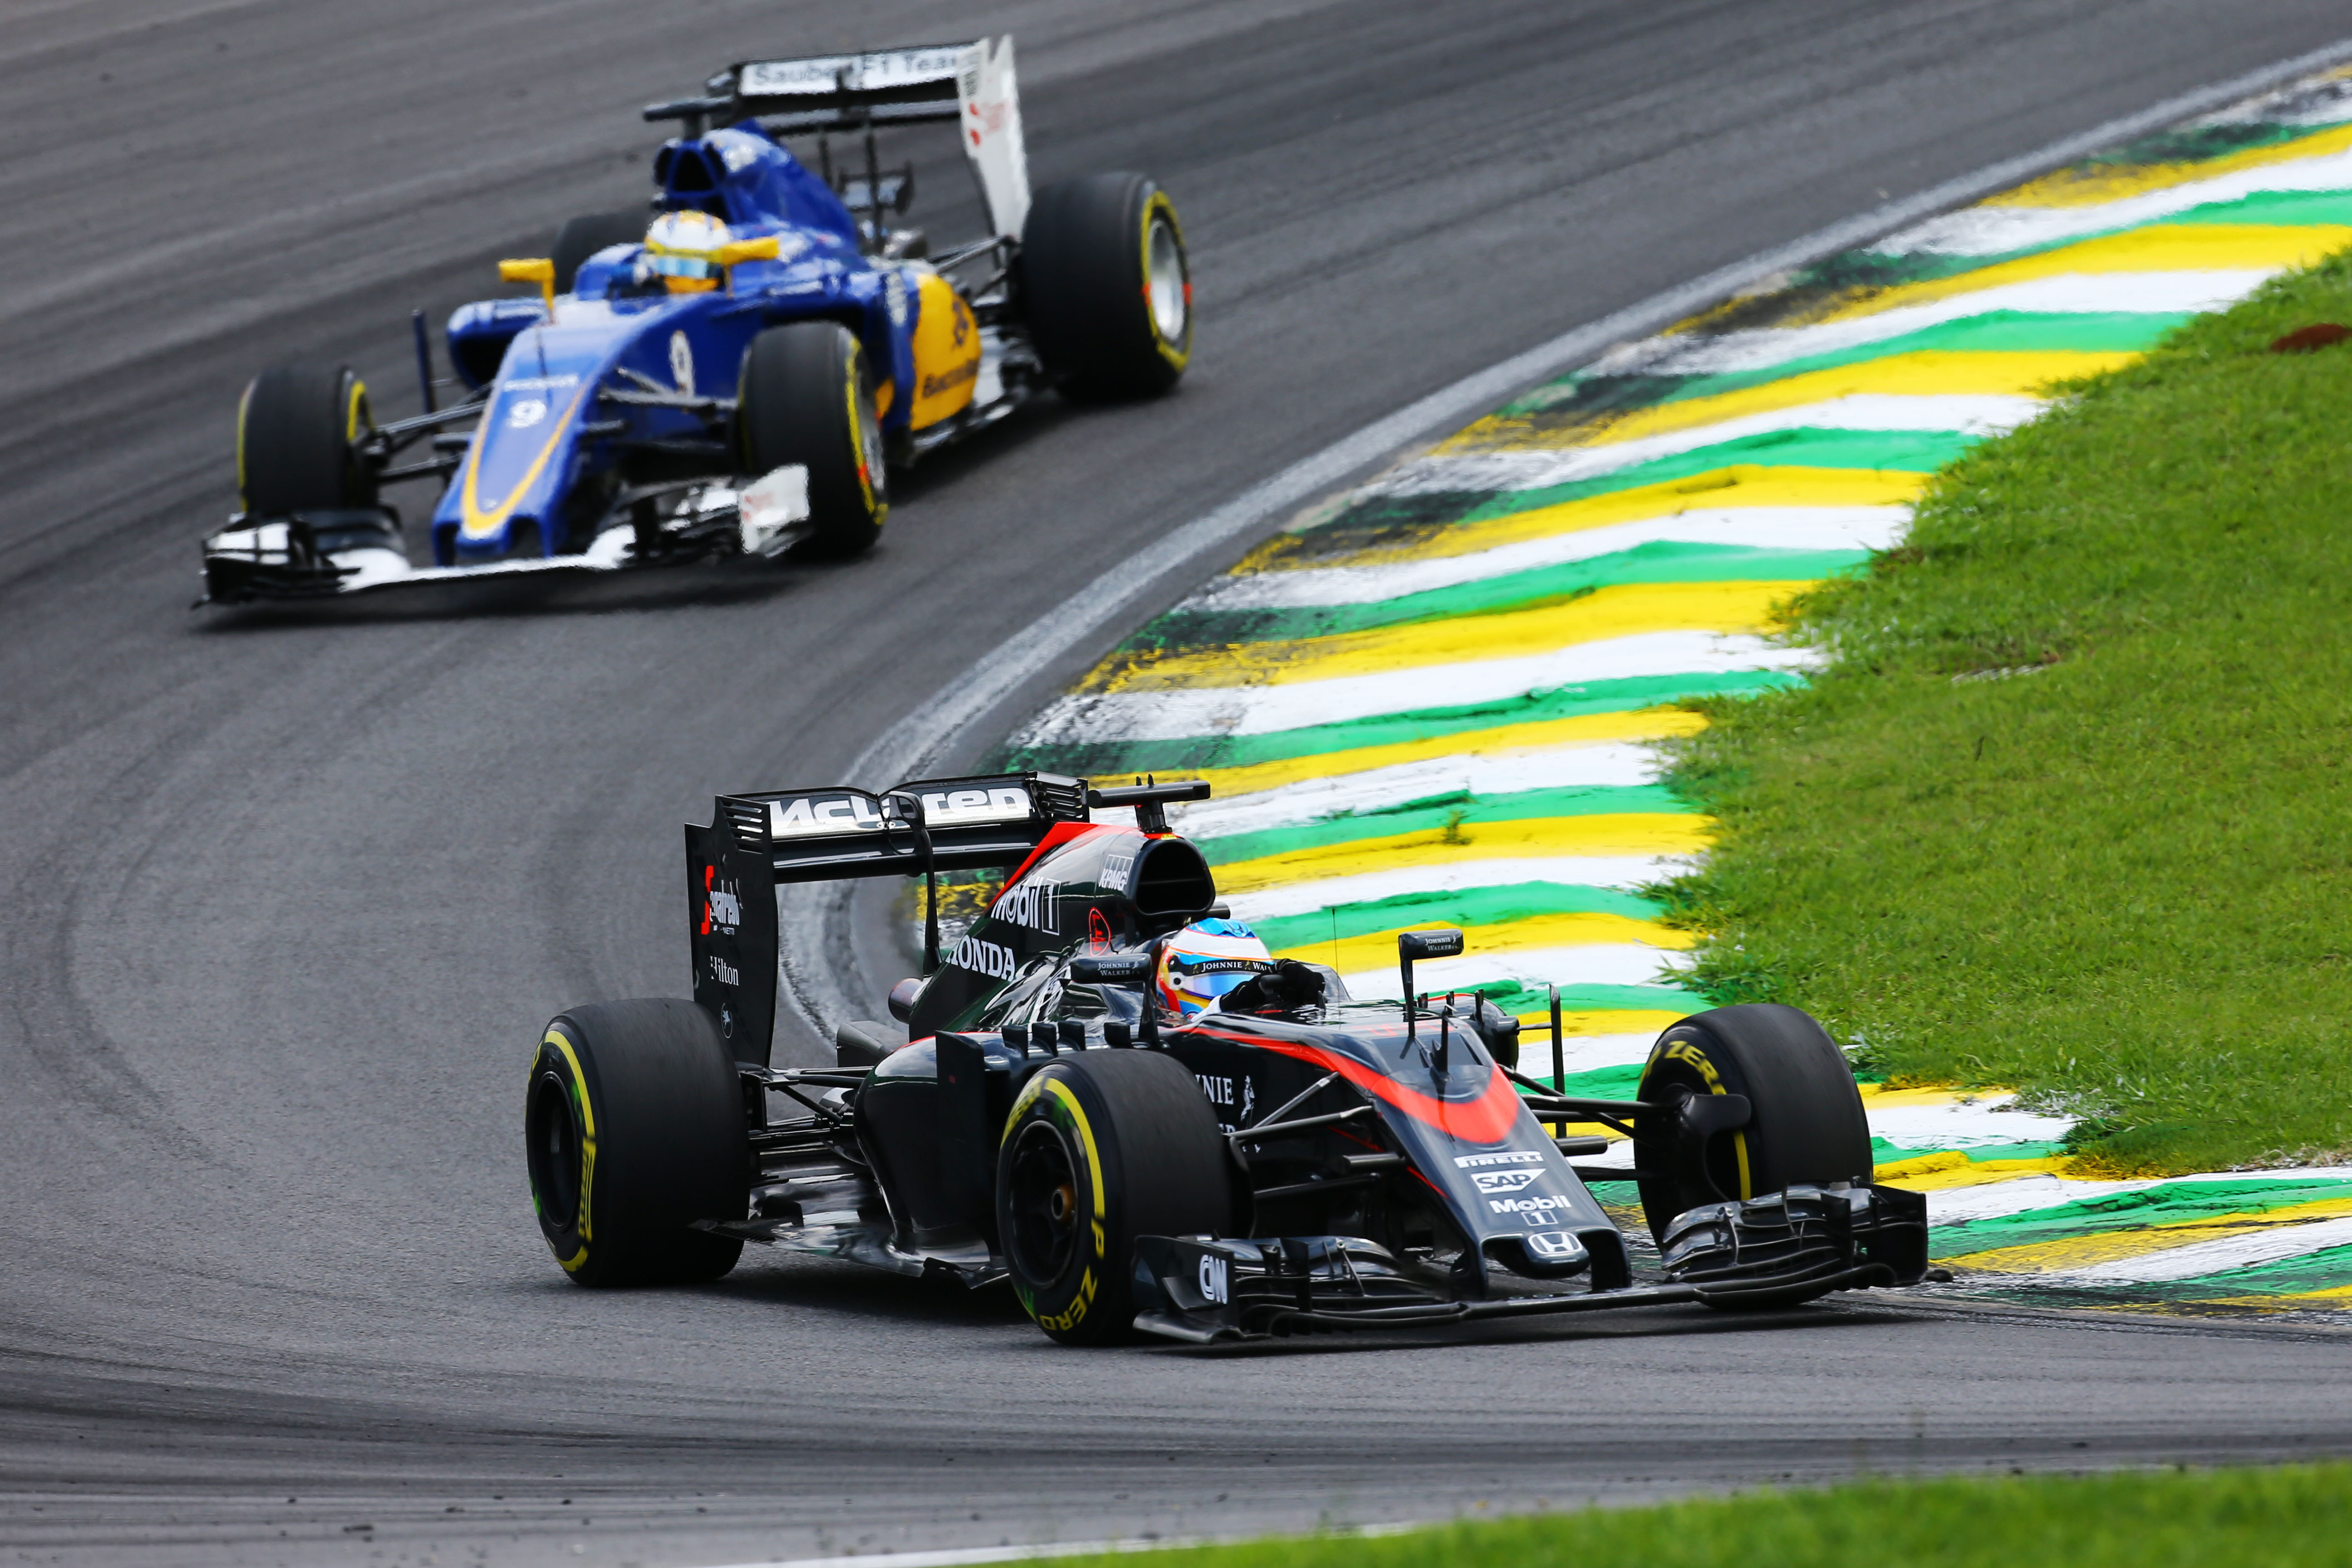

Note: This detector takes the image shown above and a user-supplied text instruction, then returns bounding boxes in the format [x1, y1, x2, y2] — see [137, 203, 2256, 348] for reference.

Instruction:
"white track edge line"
[694, 1521, 1430, 1568]
[775, 35, 2352, 1041]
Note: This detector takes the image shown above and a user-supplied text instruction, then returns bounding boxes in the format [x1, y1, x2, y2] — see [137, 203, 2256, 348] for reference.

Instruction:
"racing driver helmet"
[642, 210, 732, 293]
[1154, 917, 1274, 1020]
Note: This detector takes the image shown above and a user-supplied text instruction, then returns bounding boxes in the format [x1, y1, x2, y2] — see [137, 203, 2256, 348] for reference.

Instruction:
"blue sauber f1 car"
[522, 773, 1928, 1346]
[203, 39, 1190, 605]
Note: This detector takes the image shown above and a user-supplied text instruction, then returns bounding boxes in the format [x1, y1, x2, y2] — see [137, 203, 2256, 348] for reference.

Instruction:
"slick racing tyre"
[997, 1050, 1230, 1346]
[1633, 1004, 1873, 1247]
[237, 363, 377, 518]
[550, 210, 646, 294]
[1020, 172, 1191, 400]
[525, 998, 748, 1287]
[737, 321, 887, 557]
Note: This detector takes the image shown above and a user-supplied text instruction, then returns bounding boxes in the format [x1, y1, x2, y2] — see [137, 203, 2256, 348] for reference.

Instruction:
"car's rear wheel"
[525, 998, 748, 1287]
[551, 210, 646, 294]
[736, 321, 887, 558]
[1020, 172, 1191, 400]
[238, 363, 377, 519]
[1633, 1003, 1874, 1246]
[997, 1050, 1230, 1346]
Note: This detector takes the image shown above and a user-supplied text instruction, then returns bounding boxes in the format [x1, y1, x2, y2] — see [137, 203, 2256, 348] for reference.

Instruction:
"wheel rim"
[526, 1071, 582, 1234]
[1005, 1118, 1082, 1289]
[848, 344, 887, 510]
[1144, 214, 1187, 344]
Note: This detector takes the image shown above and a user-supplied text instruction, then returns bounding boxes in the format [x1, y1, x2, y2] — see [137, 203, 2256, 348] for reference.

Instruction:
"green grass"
[1653, 251, 2352, 1175]
[1061, 1465, 2352, 1568]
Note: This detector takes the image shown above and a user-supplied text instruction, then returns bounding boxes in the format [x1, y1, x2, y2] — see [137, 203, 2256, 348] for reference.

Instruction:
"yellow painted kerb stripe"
[1097, 580, 1805, 694]
[1182, 707, 1708, 801]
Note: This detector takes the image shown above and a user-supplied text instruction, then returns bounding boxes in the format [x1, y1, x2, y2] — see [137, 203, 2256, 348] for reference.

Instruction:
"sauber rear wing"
[646, 38, 1031, 239]
[686, 771, 1090, 1065]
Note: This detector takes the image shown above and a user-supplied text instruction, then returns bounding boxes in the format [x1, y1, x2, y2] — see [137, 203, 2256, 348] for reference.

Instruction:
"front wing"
[1131, 1184, 1928, 1342]
[198, 470, 809, 606]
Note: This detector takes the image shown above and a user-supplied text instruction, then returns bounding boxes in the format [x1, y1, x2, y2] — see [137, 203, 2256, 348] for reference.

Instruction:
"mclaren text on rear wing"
[683, 772, 1088, 1065]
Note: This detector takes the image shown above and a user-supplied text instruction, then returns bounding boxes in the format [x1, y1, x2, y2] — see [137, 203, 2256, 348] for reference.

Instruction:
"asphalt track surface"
[8, 3, 2352, 1564]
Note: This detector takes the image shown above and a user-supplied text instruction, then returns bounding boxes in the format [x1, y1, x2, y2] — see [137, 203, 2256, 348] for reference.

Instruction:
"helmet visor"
[646, 251, 717, 280]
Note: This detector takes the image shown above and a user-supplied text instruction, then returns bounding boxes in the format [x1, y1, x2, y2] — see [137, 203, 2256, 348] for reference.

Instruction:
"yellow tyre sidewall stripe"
[1002, 1072, 1111, 1333]
[536, 1028, 598, 1271]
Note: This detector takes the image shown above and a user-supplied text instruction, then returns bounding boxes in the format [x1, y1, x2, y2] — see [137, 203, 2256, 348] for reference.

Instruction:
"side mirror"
[1396, 928, 1465, 1043]
[1397, 929, 1464, 962]
[887, 976, 923, 1023]
[715, 235, 782, 268]
[1069, 952, 1152, 986]
[498, 257, 556, 314]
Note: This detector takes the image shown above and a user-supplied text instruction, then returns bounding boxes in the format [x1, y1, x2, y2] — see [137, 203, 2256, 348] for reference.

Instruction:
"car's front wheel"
[996, 1050, 1231, 1346]
[736, 321, 887, 558]
[237, 362, 378, 519]
[1633, 1002, 1875, 1244]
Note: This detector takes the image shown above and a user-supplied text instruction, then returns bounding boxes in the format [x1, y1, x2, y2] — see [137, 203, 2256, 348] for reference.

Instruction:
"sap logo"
[1489, 1193, 1575, 1219]
[1197, 1252, 1228, 1305]
[701, 866, 742, 935]
[949, 935, 1016, 980]
[505, 397, 547, 430]
[1472, 1170, 1542, 1195]
[1455, 1150, 1544, 1169]
[885, 270, 908, 328]
[991, 879, 1056, 933]
[1098, 848, 1136, 890]
[706, 954, 740, 987]
[503, 374, 579, 392]
[1525, 1230, 1584, 1260]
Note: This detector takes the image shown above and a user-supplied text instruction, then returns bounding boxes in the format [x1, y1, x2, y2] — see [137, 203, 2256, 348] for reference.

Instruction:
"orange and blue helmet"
[1155, 918, 1273, 1019]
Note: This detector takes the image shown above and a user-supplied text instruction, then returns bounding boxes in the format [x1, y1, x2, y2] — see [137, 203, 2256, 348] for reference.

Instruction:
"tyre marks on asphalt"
[1004, 64, 2352, 1317]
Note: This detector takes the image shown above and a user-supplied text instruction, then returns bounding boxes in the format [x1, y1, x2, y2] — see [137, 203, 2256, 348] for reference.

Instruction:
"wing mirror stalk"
[1396, 928, 1464, 1045]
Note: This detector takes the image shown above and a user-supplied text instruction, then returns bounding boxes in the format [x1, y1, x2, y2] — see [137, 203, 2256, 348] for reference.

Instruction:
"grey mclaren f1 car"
[524, 773, 1926, 1344]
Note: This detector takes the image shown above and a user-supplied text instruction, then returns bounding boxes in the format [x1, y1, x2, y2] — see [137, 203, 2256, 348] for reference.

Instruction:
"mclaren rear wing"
[685, 771, 1091, 1065]
[646, 38, 1031, 239]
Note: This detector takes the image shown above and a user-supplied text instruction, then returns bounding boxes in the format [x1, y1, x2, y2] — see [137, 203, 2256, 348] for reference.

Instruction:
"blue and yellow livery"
[202, 38, 1193, 606]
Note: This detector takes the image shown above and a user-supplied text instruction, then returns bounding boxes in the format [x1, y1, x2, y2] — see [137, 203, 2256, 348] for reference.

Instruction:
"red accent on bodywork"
[699, 864, 714, 935]
[1205, 1030, 1527, 1145]
[993, 819, 1106, 898]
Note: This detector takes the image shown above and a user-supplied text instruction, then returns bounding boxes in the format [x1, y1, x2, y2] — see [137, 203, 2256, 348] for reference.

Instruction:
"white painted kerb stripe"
[1229, 857, 1687, 922]
[1018, 633, 1816, 748]
[1879, 145, 2352, 256]
[1373, 395, 2043, 497]
[1188, 508, 1906, 609]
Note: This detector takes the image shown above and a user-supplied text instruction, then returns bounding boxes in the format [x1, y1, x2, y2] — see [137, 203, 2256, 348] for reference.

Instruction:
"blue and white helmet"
[1154, 917, 1273, 1019]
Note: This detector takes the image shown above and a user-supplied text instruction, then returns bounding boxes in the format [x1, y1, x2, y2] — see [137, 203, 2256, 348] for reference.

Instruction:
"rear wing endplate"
[647, 37, 1031, 239]
[684, 771, 1088, 1065]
